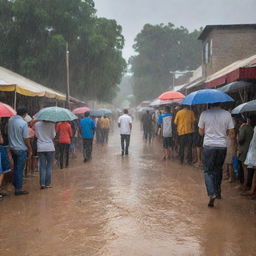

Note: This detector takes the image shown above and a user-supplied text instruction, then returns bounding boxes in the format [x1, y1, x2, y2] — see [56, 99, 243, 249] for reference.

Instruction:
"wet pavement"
[1, 123, 256, 256]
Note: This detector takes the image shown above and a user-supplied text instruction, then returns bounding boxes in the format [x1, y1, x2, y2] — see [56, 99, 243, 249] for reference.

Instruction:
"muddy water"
[1, 123, 256, 256]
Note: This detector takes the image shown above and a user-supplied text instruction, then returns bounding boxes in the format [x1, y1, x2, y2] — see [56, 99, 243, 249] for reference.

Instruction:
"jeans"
[11, 150, 27, 190]
[59, 143, 70, 169]
[121, 134, 130, 154]
[203, 146, 227, 197]
[102, 129, 109, 143]
[179, 133, 193, 164]
[38, 152, 54, 186]
[83, 139, 93, 160]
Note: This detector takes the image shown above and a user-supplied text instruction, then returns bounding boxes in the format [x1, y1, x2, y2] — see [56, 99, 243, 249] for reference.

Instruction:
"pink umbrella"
[0, 102, 16, 117]
[72, 107, 90, 115]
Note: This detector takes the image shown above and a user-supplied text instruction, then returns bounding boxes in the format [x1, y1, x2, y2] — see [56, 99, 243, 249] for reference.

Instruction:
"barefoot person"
[198, 104, 234, 207]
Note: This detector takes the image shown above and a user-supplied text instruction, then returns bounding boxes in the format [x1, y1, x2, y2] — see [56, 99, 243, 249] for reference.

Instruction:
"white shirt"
[198, 107, 234, 147]
[118, 114, 132, 135]
[35, 121, 56, 152]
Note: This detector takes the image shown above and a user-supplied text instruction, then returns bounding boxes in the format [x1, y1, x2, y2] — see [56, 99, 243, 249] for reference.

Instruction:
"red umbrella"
[158, 91, 185, 101]
[0, 102, 16, 117]
[72, 107, 90, 115]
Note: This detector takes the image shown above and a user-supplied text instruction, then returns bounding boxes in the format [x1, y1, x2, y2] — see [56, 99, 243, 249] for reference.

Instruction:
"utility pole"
[66, 42, 70, 109]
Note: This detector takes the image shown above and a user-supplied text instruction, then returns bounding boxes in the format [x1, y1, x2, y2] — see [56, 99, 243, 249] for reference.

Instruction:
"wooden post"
[13, 87, 17, 110]
[66, 42, 70, 109]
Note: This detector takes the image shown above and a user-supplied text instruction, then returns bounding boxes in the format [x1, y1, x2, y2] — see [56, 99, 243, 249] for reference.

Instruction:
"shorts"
[192, 133, 203, 147]
[163, 137, 173, 149]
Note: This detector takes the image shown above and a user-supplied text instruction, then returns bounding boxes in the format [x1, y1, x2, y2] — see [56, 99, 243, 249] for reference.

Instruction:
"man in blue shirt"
[8, 107, 32, 195]
[80, 111, 95, 162]
[158, 106, 173, 160]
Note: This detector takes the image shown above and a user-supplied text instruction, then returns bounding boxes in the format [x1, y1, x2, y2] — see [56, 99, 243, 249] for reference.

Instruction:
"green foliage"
[0, 0, 126, 102]
[130, 23, 202, 103]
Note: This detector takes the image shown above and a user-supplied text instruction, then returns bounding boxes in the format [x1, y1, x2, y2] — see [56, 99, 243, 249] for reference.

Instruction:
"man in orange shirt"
[56, 122, 72, 169]
[174, 106, 195, 165]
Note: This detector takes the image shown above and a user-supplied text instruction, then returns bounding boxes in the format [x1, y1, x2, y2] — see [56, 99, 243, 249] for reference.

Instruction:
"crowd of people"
[1, 103, 256, 209]
[140, 104, 256, 207]
[0, 106, 113, 200]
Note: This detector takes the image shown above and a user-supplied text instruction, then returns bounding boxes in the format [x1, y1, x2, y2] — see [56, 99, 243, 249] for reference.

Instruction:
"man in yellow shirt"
[174, 106, 195, 165]
[101, 116, 110, 143]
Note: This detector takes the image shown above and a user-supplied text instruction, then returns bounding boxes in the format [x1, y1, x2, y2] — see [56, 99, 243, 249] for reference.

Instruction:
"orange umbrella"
[158, 91, 185, 101]
[0, 102, 16, 117]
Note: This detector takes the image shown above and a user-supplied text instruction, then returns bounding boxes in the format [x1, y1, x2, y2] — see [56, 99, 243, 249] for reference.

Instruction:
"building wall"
[202, 28, 256, 78]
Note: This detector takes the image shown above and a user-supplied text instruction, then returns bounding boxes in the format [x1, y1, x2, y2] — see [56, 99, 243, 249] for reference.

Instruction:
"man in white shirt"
[118, 109, 132, 156]
[198, 103, 234, 207]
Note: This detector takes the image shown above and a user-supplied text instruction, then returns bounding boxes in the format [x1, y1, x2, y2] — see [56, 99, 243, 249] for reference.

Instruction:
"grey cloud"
[94, 0, 256, 60]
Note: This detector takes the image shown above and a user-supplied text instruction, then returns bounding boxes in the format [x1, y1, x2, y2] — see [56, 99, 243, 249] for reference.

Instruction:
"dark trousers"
[11, 150, 27, 190]
[83, 138, 93, 160]
[102, 128, 109, 143]
[203, 146, 227, 197]
[246, 168, 255, 188]
[59, 143, 70, 169]
[238, 160, 244, 184]
[121, 134, 130, 154]
[179, 133, 193, 164]
[144, 127, 153, 142]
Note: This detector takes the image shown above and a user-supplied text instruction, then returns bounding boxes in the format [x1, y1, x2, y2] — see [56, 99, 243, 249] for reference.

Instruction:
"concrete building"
[199, 24, 256, 78]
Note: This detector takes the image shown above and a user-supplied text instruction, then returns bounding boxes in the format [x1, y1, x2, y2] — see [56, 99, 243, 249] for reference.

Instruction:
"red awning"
[206, 67, 256, 88]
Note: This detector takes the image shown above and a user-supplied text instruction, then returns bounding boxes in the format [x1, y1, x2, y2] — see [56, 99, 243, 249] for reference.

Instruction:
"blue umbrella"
[98, 108, 112, 115]
[89, 110, 104, 117]
[181, 89, 234, 105]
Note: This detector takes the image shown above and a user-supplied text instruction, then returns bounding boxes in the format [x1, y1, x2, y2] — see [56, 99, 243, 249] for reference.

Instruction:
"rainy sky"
[94, 0, 256, 60]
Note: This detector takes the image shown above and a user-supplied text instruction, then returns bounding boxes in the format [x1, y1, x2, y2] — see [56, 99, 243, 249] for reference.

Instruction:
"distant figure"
[80, 112, 95, 162]
[158, 106, 173, 160]
[8, 107, 32, 196]
[118, 109, 132, 156]
[174, 106, 195, 165]
[198, 103, 234, 207]
[142, 110, 153, 143]
[101, 115, 110, 143]
[56, 121, 72, 169]
[35, 121, 56, 189]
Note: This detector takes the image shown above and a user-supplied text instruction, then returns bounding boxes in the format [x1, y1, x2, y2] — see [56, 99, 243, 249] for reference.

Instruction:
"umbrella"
[181, 89, 234, 105]
[231, 99, 256, 114]
[218, 81, 253, 93]
[158, 91, 185, 101]
[98, 108, 112, 115]
[89, 110, 104, 117]
[72, 106, 90, 115]
[35, 107, 78, 122]
[138, 107, 155, 113]
[0, 102, 16, 117]
[150, 98, 182, 106]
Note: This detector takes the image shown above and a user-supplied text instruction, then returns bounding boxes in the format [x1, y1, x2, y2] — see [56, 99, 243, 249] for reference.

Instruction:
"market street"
[1, 123, 256, 256]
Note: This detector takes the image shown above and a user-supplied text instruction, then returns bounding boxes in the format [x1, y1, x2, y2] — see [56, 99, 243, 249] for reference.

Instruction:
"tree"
[0, 0, 126, 102]
[130, 23, 202, 103]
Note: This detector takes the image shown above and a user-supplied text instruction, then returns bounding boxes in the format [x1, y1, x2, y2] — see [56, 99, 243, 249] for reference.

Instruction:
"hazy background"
[94, 0, 256, 60]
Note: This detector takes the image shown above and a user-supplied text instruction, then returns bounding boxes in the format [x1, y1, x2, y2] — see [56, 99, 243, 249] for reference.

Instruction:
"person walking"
[56, 121, 72, 169]
[174, 106, 195, 165]
[80, 112, 95, 162]
[158, 106, 173, 160]
[142, 110, 153, 143]
[101, 115, 110, 143]
[198, 103, 234, 207]
[118, 109, 132, 156]
[35, 121, 56, 189]
[8, 107, 32, 196]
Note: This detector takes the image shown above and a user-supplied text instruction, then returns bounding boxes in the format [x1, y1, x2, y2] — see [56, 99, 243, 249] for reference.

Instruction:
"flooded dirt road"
[1, 123, 256, 256]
